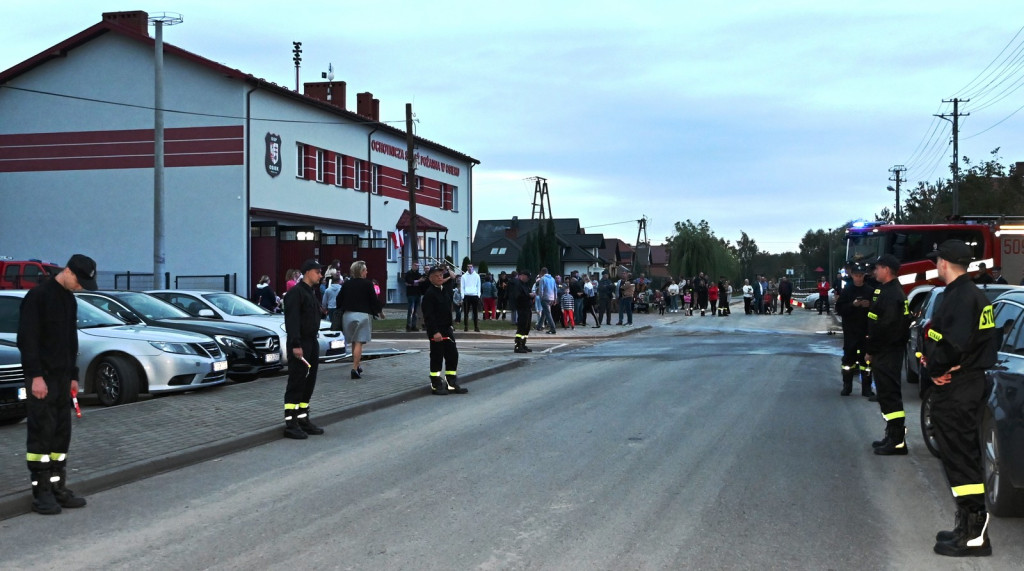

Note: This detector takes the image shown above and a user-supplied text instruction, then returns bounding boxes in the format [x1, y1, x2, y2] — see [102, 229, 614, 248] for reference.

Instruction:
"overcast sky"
[4, 2, 1024, 252]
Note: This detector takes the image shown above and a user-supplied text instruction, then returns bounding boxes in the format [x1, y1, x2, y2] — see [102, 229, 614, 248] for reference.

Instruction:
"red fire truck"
[844, 217, 1024, 293]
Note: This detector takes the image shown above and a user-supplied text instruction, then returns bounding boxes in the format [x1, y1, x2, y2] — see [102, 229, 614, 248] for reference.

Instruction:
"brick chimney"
[505, 216, 519, 239]
[356, 92, 380, 121]
[303, 81, 346, 110]
[102, 11, 149, 36]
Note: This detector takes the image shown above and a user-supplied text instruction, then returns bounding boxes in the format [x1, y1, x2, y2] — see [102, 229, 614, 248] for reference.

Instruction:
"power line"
[956, 23, 1024, 97]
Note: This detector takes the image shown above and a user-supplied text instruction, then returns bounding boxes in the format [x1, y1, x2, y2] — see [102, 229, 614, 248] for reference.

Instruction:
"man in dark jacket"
[865, 254, 910, 455]
[778, 276, 794, 315]
[422, 265, 466, 394]
[18, 254, 96, 514]
[513, 270, 536, 353]
[282, 259, 324, 439]
[923, 240, 998, 557]
[835, 261, 875, 398]
[597, 271, 614, 325]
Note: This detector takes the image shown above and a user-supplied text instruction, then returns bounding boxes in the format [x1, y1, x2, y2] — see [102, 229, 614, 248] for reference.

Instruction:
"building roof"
[396, 210, 447, 232]
[471, 217, 608, 268]
[0, 13, 480, 166]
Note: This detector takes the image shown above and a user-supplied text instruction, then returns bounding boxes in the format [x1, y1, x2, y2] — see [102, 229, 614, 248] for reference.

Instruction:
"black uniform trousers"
[841, 329, 870, 376]
[429, 328, 458, 375]
[515, 308, 532, 340]
[872, 349, 904, 419]
[932, 371, 987, 509]
[26, 372, 72, 473]
[284, 340, 319, 406]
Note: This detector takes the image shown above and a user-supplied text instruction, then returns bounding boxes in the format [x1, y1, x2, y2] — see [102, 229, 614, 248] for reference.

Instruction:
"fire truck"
[844, 216, 1024, 293]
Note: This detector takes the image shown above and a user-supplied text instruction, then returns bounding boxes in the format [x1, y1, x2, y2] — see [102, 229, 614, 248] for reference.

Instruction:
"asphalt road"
[2, 319, 1022, 570]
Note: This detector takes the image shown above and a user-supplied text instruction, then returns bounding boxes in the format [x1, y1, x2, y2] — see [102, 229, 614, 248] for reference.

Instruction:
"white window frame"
[451, 186, 459, 212]
[386, 288, 397, 304]
[428, 237, 437, 259]
[386, 232, 396, 261]
[452, 241, 459, 265]
[315, 149, 325, 182]
[402, 173, 408, 187]
[334, 156, 343, 187]
[439, 183, 447, 209]
[353, 159, 362, 190]
[416, 176, 422, 190]
[372, 165, 380, 195]
[296, 144, 305, 178]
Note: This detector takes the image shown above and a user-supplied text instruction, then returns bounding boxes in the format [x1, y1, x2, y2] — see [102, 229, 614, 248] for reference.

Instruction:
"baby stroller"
[634, 290, 650, 314]
[763, 293, 776, 314]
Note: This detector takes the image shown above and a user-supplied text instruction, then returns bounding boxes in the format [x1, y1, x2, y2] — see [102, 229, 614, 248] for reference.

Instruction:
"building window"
[402, 173, 408, 187]
[439, 183, 447, 209]
[315, 149, 325, 182]
[296, 144, 306, 178]
[428, 237, 437, 259]
[489, 247, 507, 255]
[452, 241, 459, 265]
[372, 165, 380, 195]
[440, 239, 447, 260]
[335, 156, 343, 187]
[416, 176, 422, 190]
[451, 186, 459, 212]
[353, 159, 362, 190]
[386, 232, 396, 261]
[387, 288, 397, 304]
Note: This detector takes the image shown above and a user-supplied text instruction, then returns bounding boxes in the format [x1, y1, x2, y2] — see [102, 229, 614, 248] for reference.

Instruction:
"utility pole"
[935, 98, 969, 216]
[888, 165, 906, 222]
[406, 103, 417, 263]
[149, 12, 183, 289]
[528, 177, 552, 220]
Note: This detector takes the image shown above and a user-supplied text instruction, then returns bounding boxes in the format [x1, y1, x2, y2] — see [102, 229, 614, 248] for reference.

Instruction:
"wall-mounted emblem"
[265, 133, 282, 177]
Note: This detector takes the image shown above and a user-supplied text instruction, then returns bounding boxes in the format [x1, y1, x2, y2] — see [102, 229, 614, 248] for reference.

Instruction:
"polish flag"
[392, 230, 405, 249]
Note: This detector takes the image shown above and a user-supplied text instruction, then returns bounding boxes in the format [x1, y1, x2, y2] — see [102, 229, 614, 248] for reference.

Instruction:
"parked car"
[76, 291, 282, 382]
[147, 290, 346, 362]
[0, 258, 61, 290]
[0, 339, 28, 425]
[0, 290, 228, 407]
[902, 284, 938, 385]
[916, 284, 1024, 458]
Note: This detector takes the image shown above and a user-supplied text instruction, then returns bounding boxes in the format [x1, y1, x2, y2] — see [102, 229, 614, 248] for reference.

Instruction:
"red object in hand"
[71, 386, 82, 418]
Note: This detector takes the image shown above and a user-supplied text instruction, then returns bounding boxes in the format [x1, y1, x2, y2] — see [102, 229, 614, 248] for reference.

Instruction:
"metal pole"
[406, 103, 418, 263]
[153, 20, 166, 289]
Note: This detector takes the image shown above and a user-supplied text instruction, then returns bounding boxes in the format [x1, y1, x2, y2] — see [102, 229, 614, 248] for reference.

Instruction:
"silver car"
[147, 290, 346, 362]
[0, 290, 228, 407]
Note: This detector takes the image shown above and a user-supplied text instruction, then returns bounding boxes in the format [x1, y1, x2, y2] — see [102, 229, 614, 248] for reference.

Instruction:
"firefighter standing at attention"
[864, 254, 911, 455]
[421, 265, 467, 395]
[282, 259, 325, 440]
[921, 239, 997, 557]
[835, 260, 876, 398]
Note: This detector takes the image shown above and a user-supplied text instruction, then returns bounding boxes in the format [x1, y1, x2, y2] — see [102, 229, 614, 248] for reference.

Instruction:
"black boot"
[840, 369, 854, 396]
[51, 464, 87, 508]
[445, 375, 468, 394]
[514, 338, 528, 353]
[30, 471, 61, 515]
[431, 374, 449, 395]
[861, 374, 875, 398]
[283, 407, 308, 439]
[936, 507, 967, 542]
[874, 419, 908, 455]
[934, 506, 992, 557]
[296, 406, 324, 435]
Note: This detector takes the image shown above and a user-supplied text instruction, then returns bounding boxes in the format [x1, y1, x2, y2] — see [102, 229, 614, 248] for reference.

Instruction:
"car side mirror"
[197, 308, 216, 318]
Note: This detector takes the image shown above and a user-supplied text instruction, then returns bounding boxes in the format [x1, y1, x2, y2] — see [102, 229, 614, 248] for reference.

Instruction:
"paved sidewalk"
[0, 299, 835, 520]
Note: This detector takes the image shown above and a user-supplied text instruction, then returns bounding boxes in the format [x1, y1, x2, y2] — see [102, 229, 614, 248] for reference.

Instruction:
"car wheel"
[920, 388, 941, 458]
[94, 355, 141, 407]
[982, 411, 1024, 516]
[0, 415, 26, 426]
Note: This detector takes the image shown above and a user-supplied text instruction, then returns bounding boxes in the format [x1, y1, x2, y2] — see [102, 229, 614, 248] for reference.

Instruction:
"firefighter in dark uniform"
[282, 259, 325, 439]
[421, 265, 467, 395]
[835, 260, 876, 398]
[18, 254, 96, 514]
[513, 270, 536, 353]
[922, 240, 998, 557]
[865, 254, 911, 455]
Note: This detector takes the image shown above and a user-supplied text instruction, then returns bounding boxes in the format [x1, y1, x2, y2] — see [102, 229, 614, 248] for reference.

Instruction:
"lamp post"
[149, 12, 183, 289]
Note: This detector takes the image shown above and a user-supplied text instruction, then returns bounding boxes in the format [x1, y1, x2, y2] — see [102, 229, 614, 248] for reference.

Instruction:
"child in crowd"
[560, 288, 576, 329]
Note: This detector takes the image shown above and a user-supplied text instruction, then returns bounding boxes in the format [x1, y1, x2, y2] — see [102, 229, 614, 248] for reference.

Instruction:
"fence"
[104, 271, 236, 293]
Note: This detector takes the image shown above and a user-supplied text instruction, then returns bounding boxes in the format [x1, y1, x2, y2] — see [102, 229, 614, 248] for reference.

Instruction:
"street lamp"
[149, 12, 183, 289]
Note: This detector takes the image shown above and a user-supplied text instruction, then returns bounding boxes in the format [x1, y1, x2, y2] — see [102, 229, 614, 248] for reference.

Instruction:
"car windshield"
[76, 299, 126, 328]
[205, 293, 271, 316]
[117, 292, 191, 320]
[922, 290, 945, 321]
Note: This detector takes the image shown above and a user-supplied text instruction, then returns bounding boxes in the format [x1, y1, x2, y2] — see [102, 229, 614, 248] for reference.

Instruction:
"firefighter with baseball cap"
[421, 264, 466, 395]
[865, 253, 911, 455]
[282, 259, 325, 439]
[922, 239, 997, 557]
[835, 259, 876, 398]
[18, 254, 96, 514]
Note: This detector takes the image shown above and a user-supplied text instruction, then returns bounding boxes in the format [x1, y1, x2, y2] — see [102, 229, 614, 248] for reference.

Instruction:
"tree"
[798, 226, 847, 280]
[515, 232, 540, 273]
[478, 260, 490, 275]
[736, 231, 758, 280]
[897, 149, 1024, 223]
[666, 219, 738, 280]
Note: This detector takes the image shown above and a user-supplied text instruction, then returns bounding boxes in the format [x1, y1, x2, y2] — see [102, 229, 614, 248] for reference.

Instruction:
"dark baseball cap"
[300, 259, 321, 273]
[873, 254, 901, 274]
[848, 260, 869, 274]
[66, 254, 97, 290]
[926, 239, 973, 266]
[427, 265, 446, 275]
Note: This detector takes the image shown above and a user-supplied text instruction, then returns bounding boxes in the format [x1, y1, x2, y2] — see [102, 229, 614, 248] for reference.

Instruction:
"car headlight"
[214, 335, 248, 350]
[149, 341, 200, 355]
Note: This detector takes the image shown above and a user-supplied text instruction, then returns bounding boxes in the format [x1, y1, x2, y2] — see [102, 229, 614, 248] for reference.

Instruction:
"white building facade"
[0, 11, 477, 301]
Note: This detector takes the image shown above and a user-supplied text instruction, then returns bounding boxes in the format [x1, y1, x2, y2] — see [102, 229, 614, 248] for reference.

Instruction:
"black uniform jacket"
[284, 280, 321, 350]
[513, 279, 534, 311]
[923, 274, 997, 379]
[866, 279, 910, 354]
[836, 281, 873, 334]
[18, 278, 79, 380]
[422, 284, 454, 337]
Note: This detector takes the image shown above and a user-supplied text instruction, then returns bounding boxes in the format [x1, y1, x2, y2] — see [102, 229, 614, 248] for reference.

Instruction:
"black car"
[76, 291, 283, 382]
[916, 284, 1022, 457]
[0, 339, 28, 425]
[979, 289, 1024, 516]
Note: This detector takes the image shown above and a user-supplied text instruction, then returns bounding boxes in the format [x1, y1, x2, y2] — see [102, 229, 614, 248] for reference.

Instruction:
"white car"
[0, 290, 228, 407]
[147, 290, 346, 362]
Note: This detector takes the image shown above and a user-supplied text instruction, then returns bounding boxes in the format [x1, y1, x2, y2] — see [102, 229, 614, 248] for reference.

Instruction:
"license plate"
[264, 352, 280, 363]
[212, 360, 228, 372]
[18, 387, 26, 400]
[330, 340, 345, 349]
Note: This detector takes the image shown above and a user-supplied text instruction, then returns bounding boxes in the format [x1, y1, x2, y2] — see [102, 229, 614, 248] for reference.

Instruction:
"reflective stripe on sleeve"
[928, 329, 943, 342]
[867, 312, 878, 320]
[883, 410, 906, 421]
[952, 483, 985, 497]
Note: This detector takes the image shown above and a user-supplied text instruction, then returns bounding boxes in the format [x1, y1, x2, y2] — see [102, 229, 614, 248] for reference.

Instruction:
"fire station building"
[0, 10, 478, 300]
